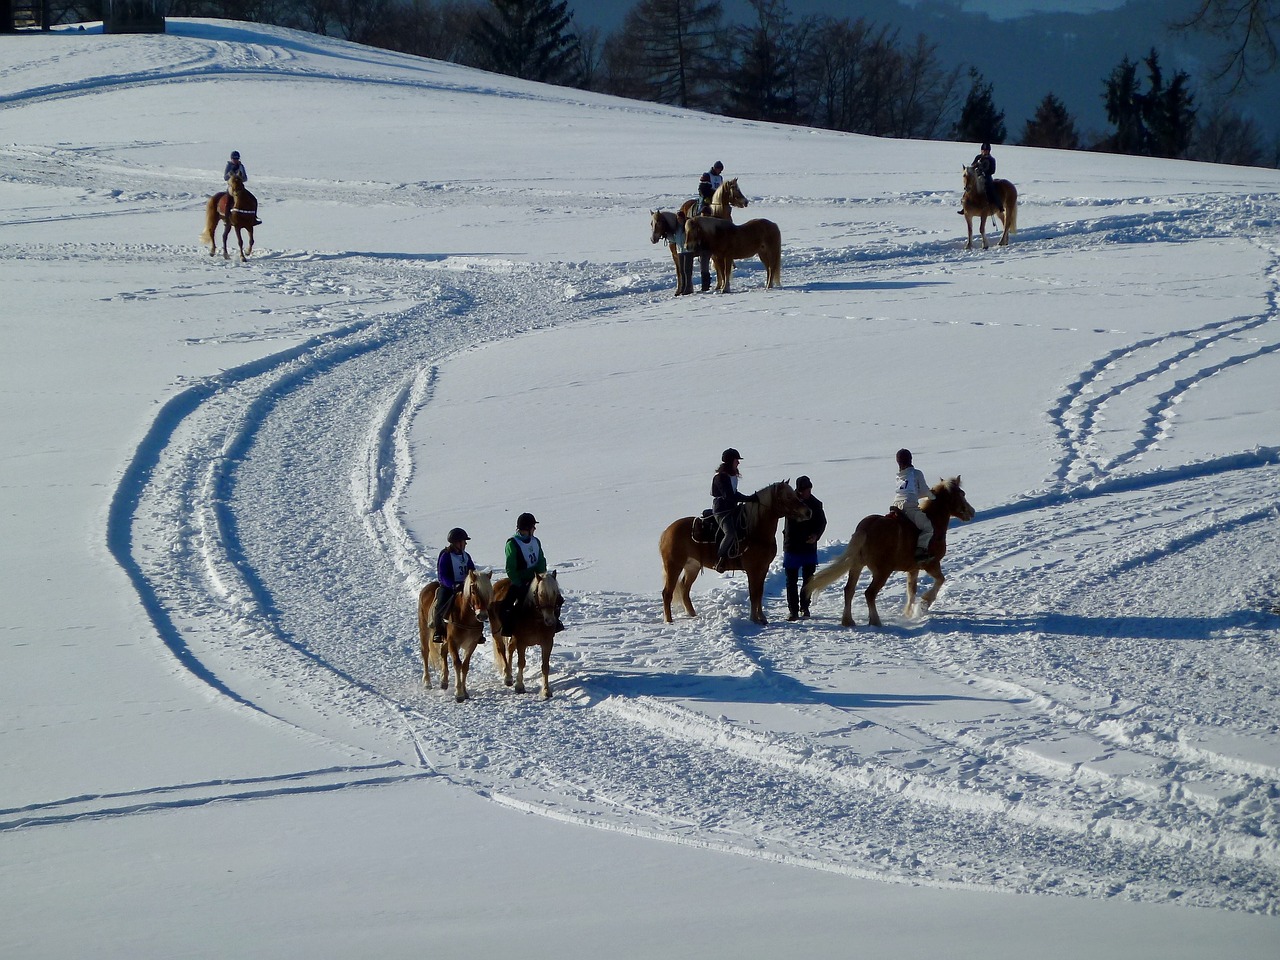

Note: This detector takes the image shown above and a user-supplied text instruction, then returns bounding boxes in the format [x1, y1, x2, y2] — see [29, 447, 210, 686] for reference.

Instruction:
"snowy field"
[2, 18, 1279, 958]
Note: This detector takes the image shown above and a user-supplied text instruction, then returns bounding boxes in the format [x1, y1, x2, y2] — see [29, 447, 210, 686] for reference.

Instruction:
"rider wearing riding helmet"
[711, 448, 758, 573]
[970, 142, 1000, 212]
[224, 150, 247, 184]
[431, 527, 476, 639]
[707, 160, 724, 191]
[892, 449, 936, 562]
[499, 512, 564, 632]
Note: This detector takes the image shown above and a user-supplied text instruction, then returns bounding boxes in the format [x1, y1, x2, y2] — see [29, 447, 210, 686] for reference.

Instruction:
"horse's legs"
[748, 568, 768, 625]
[864, 568, 892, 627]
[980, 216, 990, 250]
[514, 642, 527, 694]
[453, 641, 475, 703]
[494, 633, 514, 686]
[904, 570, 919, 617]
[678, 560, 700, 617]
[243, 226, 254, 260]
[964, 215, 974, 251]
[538, 639, 552, 700]
[220, 220, 232, 260]
[840, 564, 863, 627]
[919, 565, 946, 610]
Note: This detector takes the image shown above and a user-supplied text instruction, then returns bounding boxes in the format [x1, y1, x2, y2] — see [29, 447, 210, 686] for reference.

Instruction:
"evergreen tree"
[952, 69, 1006, 144]
[1103, 54, 1146, 154]
[607, 0, 724, 110]
[727, 0, 799, 122]
[1020, 92, 1080, 150]
[471, 0, 581, 85]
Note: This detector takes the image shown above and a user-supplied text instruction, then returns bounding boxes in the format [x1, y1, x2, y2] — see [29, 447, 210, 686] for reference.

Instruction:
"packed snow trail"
[93, 191, 1280, 913]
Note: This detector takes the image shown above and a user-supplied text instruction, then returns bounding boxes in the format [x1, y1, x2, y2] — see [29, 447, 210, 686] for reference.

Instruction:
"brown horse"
[418, 568, 493, 701]
[660, 480, 810, 626]
[490, 570, 563, 700]
[960, 164, 1017, 250]
[805, 477, 975, 627]
[201, 173, 260, 261]
[651, 178, 750, 294]
[684, 216, 782, 292]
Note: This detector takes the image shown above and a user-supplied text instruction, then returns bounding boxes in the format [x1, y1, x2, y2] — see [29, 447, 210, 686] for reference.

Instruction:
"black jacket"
[783, 494, 827, 552]
[711, 470, 752, 514]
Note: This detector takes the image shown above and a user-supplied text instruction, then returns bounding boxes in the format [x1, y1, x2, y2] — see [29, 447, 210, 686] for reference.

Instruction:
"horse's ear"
[549, 569, 557, 579]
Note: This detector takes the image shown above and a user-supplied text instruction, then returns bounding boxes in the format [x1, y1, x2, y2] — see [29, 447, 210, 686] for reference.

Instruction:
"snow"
[2, 18, 1279, 958]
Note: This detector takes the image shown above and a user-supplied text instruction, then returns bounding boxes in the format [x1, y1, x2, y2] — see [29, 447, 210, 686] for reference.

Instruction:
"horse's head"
[713, 178, 750, 213]
[531, 570, 563, 628]
[227, 173, 244, 194]
[934, 476, 976, 522]
[651, 210, 674, 244]
[464, 568, 493, 623]
[757, 480, 812, 521]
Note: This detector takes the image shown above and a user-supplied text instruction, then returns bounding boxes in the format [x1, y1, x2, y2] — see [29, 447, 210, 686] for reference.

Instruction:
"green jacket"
[505, 533, 547, 587]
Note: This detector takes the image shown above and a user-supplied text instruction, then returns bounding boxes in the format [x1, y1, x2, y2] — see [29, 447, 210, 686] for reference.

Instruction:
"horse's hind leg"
[678, 560, 700, 617]
[864, 569, 891, 627]
[841, 565, 863, 627]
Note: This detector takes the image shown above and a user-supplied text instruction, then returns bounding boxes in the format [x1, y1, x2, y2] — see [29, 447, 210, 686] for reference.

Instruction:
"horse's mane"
[534, 570, 562, 606]
[924, 476, 964, 515]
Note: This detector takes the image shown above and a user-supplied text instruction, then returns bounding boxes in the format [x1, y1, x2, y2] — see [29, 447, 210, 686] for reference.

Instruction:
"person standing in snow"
[893, 448, 935, 562]
[782, 476, 827, 620]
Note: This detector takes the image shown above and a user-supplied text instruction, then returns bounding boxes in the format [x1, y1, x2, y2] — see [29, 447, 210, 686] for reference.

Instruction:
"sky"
[1, 16, 1278, 958]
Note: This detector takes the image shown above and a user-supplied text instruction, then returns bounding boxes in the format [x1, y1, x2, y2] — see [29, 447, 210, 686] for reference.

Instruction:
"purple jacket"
[436, 547, 475, 590]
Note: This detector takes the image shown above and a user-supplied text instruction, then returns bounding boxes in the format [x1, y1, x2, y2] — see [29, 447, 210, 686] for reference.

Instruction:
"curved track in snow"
[87, 190, 1280, 914]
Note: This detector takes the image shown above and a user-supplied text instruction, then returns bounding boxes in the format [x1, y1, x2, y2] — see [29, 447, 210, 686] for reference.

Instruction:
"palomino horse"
[805, 477, 975, 627]
[960, 163, 1018, 250]
[491, 570, 563, 699]
[201, 174, 260, 261]
[418, 568, 493, 702]
[660, 480, 810, 626]
[684, 216, 782, 292]
[650, 178, 750, 294]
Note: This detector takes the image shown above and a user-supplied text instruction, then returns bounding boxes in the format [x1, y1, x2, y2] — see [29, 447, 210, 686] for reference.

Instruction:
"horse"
[960, 163, 1017, 250]
[683, 215, 782, 293]
[201, 173, 260, 261]
[650, 178, 750, 295]
[418, 568, 493, 702]
[678, 176, 750, 222]
[805, 477, 975, 627]
[490, 570, 563, 700]
[660, 480, 811, 626]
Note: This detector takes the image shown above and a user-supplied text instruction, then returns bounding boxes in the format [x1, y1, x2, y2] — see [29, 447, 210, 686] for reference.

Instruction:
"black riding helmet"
[721, 448, 742, 463]
[517, 512, 537, 531]
[447, 527, 469, 543]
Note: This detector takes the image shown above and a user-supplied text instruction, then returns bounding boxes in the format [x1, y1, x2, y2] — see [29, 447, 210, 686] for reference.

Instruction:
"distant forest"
[37, 1, 1280, 167]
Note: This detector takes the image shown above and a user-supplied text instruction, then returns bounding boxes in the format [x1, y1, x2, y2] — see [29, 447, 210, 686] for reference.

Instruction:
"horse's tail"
[200, 195, 218, 244]
[1006, 191, 1018, 235]
[806, 536, 860, 598]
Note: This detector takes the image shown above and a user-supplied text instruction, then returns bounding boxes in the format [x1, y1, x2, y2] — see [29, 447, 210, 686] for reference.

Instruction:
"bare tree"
[1179, 0, 1278, 89]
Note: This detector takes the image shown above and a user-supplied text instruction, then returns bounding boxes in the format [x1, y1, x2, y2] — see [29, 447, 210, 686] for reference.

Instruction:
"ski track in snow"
[7, 42, 1280, 913]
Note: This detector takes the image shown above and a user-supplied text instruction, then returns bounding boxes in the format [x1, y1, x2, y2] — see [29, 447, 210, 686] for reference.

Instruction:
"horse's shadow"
[942, 610, 1277, 642]
[797, 280, 948, 292]
[585, 668, 1015, 712]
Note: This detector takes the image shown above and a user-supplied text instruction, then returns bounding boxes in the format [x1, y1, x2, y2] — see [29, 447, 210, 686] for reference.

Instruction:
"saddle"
[691, 508, 747, 556]
[216, 193, 262, 224]
[887, 506, 943, 556]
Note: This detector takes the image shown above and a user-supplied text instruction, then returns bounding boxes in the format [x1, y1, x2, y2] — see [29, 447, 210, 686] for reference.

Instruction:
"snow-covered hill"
[1, 19, 1278, 959]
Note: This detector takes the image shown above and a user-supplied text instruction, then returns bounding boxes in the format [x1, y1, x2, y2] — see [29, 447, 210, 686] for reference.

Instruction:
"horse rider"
[711, 448, 758, 573]
[707, 160, 724, 192]
[224, 150, 247, 184]
[970, 142, 1001, 212]
[695, 172, 714, 215]
[431, 527, 476, 640]
[783, 476, 827, 621]
[893, 448, 936, 562]
[672, 210, 695, 296]
[499, 512, 565, 631]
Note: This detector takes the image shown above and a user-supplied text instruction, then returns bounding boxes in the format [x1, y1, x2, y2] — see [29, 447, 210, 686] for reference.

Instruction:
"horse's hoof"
[841, 616, 855, 627]
[515, 683, 526, 694]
